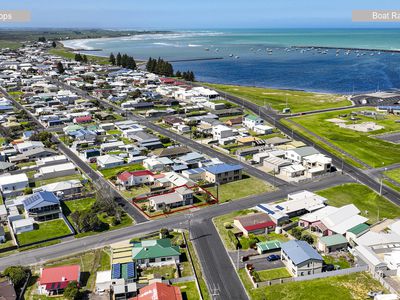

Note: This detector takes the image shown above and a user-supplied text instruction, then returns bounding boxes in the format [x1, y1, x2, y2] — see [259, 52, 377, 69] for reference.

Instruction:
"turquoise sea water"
[62, 29, 400, 93]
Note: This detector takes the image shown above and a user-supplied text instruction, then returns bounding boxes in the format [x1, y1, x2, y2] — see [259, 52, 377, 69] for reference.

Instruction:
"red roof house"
[159, 78, 176, 85]
[132, 282, 182, 300]
[233, 213, 276, 237]
[38, 265, 80, 295]
[117, 170, 154, 187]
[73, 116, 92, 124]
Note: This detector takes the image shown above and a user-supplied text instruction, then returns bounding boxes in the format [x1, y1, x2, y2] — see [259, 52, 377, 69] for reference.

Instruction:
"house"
[0, 173, 29, 199]
[154, 146, 191, 158]
[234, 213, 276, 237]
[14, 141, 44, 153]
[0, 280, 17, 300]
[0, 204, 7, 222]
[35, 162, 77, 180]
[253, 124, 274, 135]
[317, 234, 348, 254]
[117, 170, 154, 188]
[33, 179, 83, 198]
[38, 265, 80, 295]
[130, 131, 162, 149]
[263, 156, 291, 173]
[148, 186, 193, 211]
[0, 161, 16, 174]
[8, 148, 58, 163]
[225, 116, 243, 127]
[256, 190, 327, 225]
[100, 141, 125, 152]
[243, 114, 264, 129]
[281, 240, 323, 277]
[212, 125, 234, 140]
[73, 115, 92, 124]
[97, 155, 124, 169]
[12, 218, 34, 234]
[22, 191, 61, 221]
[303, 154, 332, 177]
[131, 238, 181, 267]
[256, 240, 281, 255]
[133, 282, 182, 300]
[36, 155, 68, 167]
[280, 164, 306, 178]
[285, 147, 320, 164]
[203, 164, 243, 184]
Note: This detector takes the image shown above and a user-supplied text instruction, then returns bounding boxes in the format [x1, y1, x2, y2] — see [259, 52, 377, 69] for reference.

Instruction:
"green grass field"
[204, 83, 351, 113]
[35, 174, 83, 187]
[100, 164, 145, 179]
[256, 268, 291, 282]
[317, 183, 400, 223]
[239, 270, 385, 300]
[174, 281, 201, 300]
[384, 168, 400, 184]
[0, 40, 21, 49]
[49, 47, 110, 65]
[206, 176, 272, 203]
[285, 108, 400, 167]
[17, 219, 71, 246]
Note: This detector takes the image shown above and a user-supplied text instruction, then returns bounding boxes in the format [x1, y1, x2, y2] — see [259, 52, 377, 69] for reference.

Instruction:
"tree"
[38, 37, 46, 42]
[116, 52, 122, 66]
[52, 41, 57, 48]
[127, 56, 136, 70]
[64, 281, 81, 300]
[57, 61, 65, 74]
[82, 55, 88, 63]
[175, 71, 182, 78]
[74, 53, 83, 62]
[23, 187, 32, 195]
[301, 233, 314, 245]
[160, 228, 169, 239]
[291, 227, 303, 240]
[3, 266, 29, 288]
[109, 53, 116, 65]
[30, 131, 53, 148]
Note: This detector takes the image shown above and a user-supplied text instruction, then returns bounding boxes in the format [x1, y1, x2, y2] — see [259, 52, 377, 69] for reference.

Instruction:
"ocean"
[62, 29, 400, 94]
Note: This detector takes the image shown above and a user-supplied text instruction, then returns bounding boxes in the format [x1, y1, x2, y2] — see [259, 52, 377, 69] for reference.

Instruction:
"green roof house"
[243, 114, 264, 129]
[317, 234, 348, 254]
[131, 239, 181, 267]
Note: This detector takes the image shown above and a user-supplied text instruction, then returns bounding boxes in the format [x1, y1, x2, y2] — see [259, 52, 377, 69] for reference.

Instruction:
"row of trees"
[146, 57, 174, 77]
[109, 52, 136, 70]
[176, 70, 195, 81]
[74, 53, 88, 63]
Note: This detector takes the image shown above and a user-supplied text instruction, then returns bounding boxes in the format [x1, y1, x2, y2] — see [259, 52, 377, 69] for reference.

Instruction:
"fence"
[372, 271, 400, 296]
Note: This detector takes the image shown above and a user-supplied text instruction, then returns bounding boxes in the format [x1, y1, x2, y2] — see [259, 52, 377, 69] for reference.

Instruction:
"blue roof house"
[204, 163, 243, 184]
[280, 240, 323, 277]
[22, 191, 61, 222]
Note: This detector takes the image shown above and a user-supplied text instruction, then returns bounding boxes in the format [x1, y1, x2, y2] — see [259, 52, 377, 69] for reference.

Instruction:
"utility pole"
[237, 248, 240, 270]
[186, 213, 193, 240]
[216, 182, 219, 203]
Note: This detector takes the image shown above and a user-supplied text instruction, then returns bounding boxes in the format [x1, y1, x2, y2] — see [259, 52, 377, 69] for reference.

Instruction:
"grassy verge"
[204, 83, 351, 113]
[284, 108, 400, 167]
[317, 183, 400, 223]
[184, 232, 211, 300]
[384, 168, 400, 184]
[206, 176, 272, 203]
[49, 46, 110, 65]
[17, 219, 71, 246]
[239, 271, 386, 300]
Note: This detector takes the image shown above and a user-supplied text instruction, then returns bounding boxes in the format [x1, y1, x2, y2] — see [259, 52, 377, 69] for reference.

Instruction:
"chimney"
[62, 277, 66, 281]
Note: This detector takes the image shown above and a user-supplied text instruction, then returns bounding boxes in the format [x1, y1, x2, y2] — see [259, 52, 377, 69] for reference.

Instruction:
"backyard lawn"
[317, 183, 400, 223]
[323, 255, 351, 269]
[17, 219, 72, 246]
[100, 164, 145, 179]
[173, 281, 200, 300]
[283, 108, 400, 167]
[121, 185, 151, 199]
[239, 270, 386, 300]
[35, 174, 84, 187]
[0, 226, 15, 250]
[204, 83, 351, 113]
[255, 268, 291, 282]
[207, 176, 272, 203]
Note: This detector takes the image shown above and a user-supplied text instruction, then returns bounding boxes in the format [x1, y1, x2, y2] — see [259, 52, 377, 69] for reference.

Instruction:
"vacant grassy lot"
[317, 183, 400, 223]
[35, 174, 83, 187]
[256, 268, 291, 282]
[17, 219, 71, 246]
[285, 108, 400, 167]
[239, 270, 385, 300]
[204, 83, 350, 113]
[100, 164, 145, 179]
[62, 197, 133, 237]
[121, 185, 150, 200]
[206, 176, 272, 203]
[173, 281, 200, 300]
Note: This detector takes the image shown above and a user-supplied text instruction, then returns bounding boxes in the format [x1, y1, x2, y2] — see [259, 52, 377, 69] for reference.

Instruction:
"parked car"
[266, 254, 280, 261]
[322, 264, 335, 272]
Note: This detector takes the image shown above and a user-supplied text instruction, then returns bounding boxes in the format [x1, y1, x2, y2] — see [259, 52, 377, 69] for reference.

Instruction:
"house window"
[161, 258, 166, 262]
[149, 258, 155, 263]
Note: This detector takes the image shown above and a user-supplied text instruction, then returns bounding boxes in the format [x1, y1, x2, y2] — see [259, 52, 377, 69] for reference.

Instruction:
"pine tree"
[116, 52, 122, 66]
[83, 55, 88, 63]
[121, 54, 128, 68]
[74, 53, 82, 62]
[175, 71, 181, 78]
[109, 53, 116, 65]
[52, 41, 56, 48]
[57, 61, 65, 74]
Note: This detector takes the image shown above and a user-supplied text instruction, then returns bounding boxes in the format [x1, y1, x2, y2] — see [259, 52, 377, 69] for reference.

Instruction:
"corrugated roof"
[132, 238, 180, 260]
[22, 191, 59, 210]
[319, 234, 348, 247]
[347, 223, 370, 235]
[281, 240, 323, 265]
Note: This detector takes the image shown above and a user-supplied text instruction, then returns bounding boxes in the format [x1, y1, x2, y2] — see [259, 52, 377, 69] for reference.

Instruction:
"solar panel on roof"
[127, 262, 135, 278]
[276, 205, 284, 211]
[112, 263, 121, 279]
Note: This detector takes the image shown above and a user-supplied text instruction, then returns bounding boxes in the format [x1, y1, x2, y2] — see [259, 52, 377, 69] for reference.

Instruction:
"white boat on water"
[229, 54, 233, 57]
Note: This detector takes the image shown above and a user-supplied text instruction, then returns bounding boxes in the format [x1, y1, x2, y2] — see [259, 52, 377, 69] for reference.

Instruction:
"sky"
[1, 0, 400, 28]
